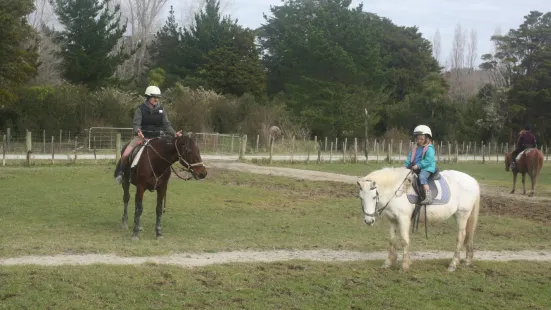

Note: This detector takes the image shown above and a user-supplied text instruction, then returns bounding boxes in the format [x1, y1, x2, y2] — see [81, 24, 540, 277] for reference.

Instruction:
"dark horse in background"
[504, 148, 543, 197]
[114, 132, 207, 240]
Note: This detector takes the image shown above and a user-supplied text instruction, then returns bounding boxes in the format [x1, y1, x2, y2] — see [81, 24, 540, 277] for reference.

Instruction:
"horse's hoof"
[529, 192, 534, 197]
[139, 226, 144, 232]
[131, 235, 139, 241]
[121, 223, 128, 230]
[156, 235, 163, 240]
[510, 190, 515, 194]
[447, 265, 457, 272]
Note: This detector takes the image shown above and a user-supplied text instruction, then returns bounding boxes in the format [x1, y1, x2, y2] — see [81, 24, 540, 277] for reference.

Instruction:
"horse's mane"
[360, 167, 411, 190]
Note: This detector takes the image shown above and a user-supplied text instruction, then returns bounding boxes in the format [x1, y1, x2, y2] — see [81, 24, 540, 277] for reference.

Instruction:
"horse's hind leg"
[448, 215, 468, 272]
[510, 172, 518, 194]
[121, 179, 130, 229]
[132, 185, 145, 241]
[521, 172, 526, 195]
[529, 172, 536, 197]
[155, 185, 167, 239]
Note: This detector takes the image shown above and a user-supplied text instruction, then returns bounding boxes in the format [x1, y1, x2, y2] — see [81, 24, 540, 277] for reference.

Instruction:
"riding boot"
[511, 160, 516, 170]
[115, 158, 128, 184]
[420, 189, 432, 205]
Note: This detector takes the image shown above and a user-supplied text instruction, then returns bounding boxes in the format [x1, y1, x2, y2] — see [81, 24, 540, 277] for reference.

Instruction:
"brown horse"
[114, 132, 207, 240]
[504, 148, 543, 196]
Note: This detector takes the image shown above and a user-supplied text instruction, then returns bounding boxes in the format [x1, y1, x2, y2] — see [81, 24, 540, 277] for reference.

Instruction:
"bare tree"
[26, 0, 63, 85]
[448, 23, 467, 101]
[432, 29, 442, 66]
[28, 0, 56, 29]
[115, 0, 169, 81]
[466, 28, 478, 73]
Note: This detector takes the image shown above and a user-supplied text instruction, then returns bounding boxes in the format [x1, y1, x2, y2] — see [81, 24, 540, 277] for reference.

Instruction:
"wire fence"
[0, 127, 549, 164]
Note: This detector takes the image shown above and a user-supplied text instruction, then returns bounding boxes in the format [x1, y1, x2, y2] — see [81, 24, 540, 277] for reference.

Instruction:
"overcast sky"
[167, 0, 551, 66]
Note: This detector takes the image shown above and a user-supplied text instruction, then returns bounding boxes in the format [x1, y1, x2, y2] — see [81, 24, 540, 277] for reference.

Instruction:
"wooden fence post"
[291, 136, 295, 163]
[269, 134, 274, 164]
[115, 133, 121, 162]
[2, 135, 6, 166]
[241, 135, 247, 160]
[51, 136, 55, 164]
[43, 129, 46, 154]
[26, 130, 32, 166]
[74, 136, 78, 163]
[330, 142, 333, 163]
[354, 137, 358, 163]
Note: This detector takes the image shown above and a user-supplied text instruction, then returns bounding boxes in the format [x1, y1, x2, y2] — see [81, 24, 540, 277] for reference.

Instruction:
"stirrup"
[419, 189, 432, 205]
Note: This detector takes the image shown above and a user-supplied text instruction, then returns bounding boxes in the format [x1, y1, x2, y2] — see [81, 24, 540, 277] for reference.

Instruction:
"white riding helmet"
[413, 125, 432, 138]
[144, 85, 162, 97]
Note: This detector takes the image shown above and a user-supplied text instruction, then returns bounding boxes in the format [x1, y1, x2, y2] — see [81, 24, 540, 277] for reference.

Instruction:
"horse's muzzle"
[364, 216, 375, 226]
[194, 167, 207, 179]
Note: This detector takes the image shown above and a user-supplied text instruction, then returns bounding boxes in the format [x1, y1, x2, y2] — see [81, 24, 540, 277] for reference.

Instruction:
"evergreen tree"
[149, 6, 185, 87]
[0, 0, 39, 107]
[51, 0, 131, 89]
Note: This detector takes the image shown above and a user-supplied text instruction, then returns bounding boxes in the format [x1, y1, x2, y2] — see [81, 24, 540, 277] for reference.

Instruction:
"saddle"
[411, 167, 441, 202]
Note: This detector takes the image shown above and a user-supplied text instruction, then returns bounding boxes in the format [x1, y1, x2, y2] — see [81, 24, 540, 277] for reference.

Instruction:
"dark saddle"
[411, 167, 441, 202]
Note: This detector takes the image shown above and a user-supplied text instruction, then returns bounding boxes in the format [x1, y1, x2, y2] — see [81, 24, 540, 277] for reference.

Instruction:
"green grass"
[1, 164, 551, 257]
[1, 261, 551, 309]
[250, 160, 551, 193]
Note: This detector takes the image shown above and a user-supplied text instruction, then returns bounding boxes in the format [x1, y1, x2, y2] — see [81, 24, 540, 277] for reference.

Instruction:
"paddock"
[1, 160, 551, 308]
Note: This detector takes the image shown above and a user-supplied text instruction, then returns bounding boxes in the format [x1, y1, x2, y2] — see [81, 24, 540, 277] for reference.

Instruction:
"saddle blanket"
[516, 148, 534, 161]
[130, 140, 150, 168]
[407, 176, 452, 205]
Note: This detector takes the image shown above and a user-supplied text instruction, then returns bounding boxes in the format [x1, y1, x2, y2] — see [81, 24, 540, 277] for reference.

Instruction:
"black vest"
[138, 103, 164, 138]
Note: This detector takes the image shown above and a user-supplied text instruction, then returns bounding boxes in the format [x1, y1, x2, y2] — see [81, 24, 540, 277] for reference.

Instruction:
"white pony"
[356, 167, 480, 272]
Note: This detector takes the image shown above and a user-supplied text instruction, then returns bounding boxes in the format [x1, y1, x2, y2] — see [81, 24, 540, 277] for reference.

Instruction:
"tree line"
[1, 0, 550, 145]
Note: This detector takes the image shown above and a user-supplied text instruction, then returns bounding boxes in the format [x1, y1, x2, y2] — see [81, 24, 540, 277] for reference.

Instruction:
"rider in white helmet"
[404, 125, 436, 204]
[114, 86, 182, 184]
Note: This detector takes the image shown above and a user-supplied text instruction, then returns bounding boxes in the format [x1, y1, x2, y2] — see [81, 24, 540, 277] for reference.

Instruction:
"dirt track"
[2, 161, 550, 267]
[3, 250, 551, 267]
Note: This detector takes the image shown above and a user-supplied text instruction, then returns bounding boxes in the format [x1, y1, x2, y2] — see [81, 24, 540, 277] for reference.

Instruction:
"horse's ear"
[356, 180, 362, 188]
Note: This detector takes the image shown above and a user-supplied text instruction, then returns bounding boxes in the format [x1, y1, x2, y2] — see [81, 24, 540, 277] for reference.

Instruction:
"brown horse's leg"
[132, 185, 145, 241]
[510, 171, 518, 194]
[121, 178, 131, 230]
[155, 185, 167, 239]
[521, 172, 526, 195]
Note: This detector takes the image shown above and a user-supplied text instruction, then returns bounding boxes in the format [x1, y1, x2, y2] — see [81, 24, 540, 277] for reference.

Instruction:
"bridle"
[173, 136, 205, 180]
[360, 171, 412, 217]
[144, 135, 205, 190]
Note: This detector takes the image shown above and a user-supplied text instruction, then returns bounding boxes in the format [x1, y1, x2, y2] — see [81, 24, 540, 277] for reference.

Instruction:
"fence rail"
[1, 127, 549, 165]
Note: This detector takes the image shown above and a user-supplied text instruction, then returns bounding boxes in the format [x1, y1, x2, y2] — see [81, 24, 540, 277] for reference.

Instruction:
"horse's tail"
[464, 188, 480, 247]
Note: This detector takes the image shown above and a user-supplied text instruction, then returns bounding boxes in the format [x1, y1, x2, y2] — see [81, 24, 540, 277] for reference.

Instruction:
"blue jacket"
[404, 143, 436, 173]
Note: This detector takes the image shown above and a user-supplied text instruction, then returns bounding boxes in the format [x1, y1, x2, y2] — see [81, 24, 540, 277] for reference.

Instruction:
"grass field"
[2, 162, 551, 309]
[1, 164, 551, 258]
[2, 261, 551, 309]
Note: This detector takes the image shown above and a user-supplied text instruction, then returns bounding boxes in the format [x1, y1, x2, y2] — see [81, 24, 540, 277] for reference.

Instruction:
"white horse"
[356, 167, 481, 272]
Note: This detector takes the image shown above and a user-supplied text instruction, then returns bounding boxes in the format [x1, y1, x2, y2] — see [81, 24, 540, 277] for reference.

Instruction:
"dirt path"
[2, 250, 551, 267]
